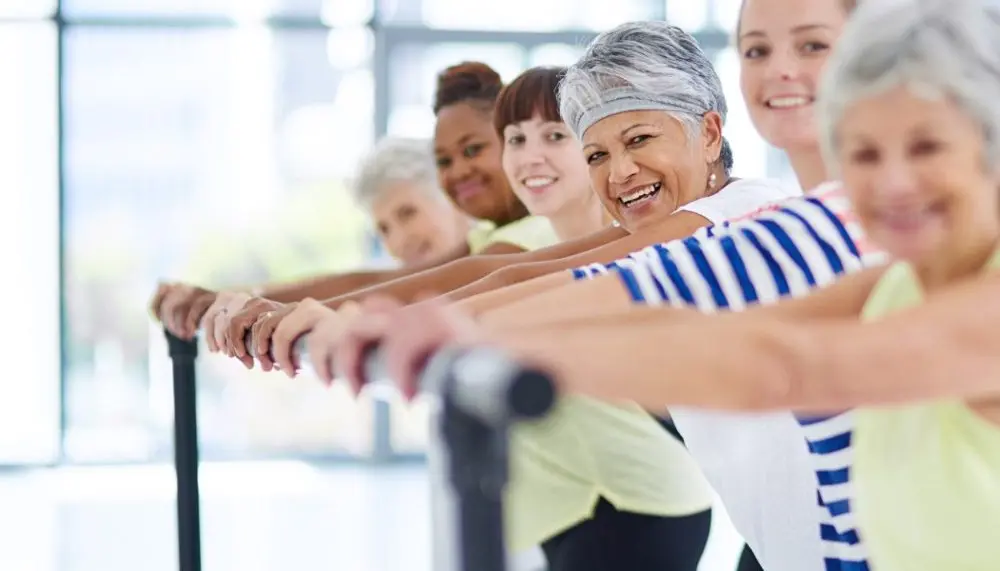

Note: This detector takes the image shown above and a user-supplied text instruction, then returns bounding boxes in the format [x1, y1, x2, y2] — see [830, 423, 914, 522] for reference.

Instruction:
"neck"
[456, 213, 477, 234]
[916, 236, 999, 292]
[786, 146, 830, 191]
[547, 191, 609, 242]
[494, 200, 531, 227]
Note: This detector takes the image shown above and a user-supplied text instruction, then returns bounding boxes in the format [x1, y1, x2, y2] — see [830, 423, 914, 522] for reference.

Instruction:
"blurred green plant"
[183, 180, 371, 288]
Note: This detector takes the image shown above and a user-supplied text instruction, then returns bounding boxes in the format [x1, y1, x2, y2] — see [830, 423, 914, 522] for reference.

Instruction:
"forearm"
[491, 313, 806, 411]
[478, 273, 637, 330]
[320, 255, 514, 309]
[446, 221, 703, 306]
[258, 270, 403, 304]
[805, 276, 1000, 406]
[456, 271, 575, 317]
[493, 274, 1000, 412]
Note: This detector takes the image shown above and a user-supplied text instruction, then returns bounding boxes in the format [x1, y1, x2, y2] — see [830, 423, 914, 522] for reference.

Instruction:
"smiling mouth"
[522, 176, 557, 193]
[618, 182, 661, 208]
[453, 181, 485, 202]
[402, 241, 433, 263]
[765, 96, 813, 109]
[877, 203, 946, 233]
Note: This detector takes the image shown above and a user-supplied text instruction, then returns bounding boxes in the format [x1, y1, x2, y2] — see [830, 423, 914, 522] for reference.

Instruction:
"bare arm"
[455, 272, 576, 317]
[313, 240, 538, 308]
[257, 243, 470, 303]
[476, 262, 883, 329]
[803, 272, 1000, 408]
[261, 225, 623, 306]
[445, 211, 711, 302]
[312, 224, 632, 308]
[482, 267, 888, 411]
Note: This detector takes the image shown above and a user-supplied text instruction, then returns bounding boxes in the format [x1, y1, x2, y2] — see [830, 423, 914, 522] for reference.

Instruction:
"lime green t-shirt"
[853, 248, 1000, 571]
[466, 216, 560, 254]
[505, 396, 715, 550]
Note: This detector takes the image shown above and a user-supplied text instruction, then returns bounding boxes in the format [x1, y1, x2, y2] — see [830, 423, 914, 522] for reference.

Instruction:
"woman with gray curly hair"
[351, 137, 473, 267]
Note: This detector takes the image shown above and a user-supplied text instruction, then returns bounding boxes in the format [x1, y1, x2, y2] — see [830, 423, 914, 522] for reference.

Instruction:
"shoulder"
[680, 178, 801, 225]
[466, 220, 498, 254]
[860, 260, 921, 319]
[484, 216, 560, 252]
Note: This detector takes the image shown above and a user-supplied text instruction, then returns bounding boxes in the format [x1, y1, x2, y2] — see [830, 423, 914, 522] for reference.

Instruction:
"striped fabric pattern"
[570, 184, 884, 571]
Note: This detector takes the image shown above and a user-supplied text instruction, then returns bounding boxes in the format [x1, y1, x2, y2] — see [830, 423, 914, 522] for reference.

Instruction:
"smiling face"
[501, 115, 592, 217]
[738, 0, 848, 152]
[582, 109, 721, 232]
[369, 181, 469, 266]
[434, 101, 523, 225]
[836, 85, 1000, 277]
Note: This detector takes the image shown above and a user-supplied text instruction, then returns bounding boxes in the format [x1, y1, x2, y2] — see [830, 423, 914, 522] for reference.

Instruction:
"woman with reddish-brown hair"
[492, 67, 613, 243]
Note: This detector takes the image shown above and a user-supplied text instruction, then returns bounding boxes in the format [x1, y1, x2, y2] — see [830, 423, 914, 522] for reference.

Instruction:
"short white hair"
[352, 137, 441, 210]
[559, 21, 734, 171]
[818, 0, 1000, 173]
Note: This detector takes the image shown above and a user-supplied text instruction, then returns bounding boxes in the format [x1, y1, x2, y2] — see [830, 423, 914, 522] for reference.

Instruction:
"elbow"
[505, 260, 562, 285]
[738, 322, 822, 412]
[490, 263, 534, 288]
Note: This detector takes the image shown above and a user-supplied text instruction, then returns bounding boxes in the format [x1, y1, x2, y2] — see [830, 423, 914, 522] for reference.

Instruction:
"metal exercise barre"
[248, 333, 556, 428]
[165, 328, 558, 571]
[247, 332, 558, 571]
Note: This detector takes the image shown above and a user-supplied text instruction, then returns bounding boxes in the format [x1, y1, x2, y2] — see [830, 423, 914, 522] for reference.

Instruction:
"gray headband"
[571, 86, 713, 137]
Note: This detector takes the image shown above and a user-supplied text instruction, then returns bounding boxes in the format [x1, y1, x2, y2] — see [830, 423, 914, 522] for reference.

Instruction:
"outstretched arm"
[317, 226, 628, 308]
[806, 272, 1000, 407]
[254, 243, 471, 304]
[506, 272, 1000, 412]
[253, 222, 619, 303]
[444, 211, 712, 302]
[487, 266, 883, 412]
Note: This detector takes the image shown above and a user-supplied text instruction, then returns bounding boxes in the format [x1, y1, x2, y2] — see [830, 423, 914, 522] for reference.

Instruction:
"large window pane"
[0, 0, 56, 18]
[63, 26, 374, 462]
[714, 47, 771, 180]
[528, 43, 587, 68]
[63, 0, 243, 18]
[666, 0, 709, 31]
[386, 42, 524, 137]
[378, 0, 662, 31]
[0, 23, 60, 464]
[62, 0, 350, 19]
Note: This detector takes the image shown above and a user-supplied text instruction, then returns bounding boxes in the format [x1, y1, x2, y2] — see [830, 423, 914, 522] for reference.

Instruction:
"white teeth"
[767, 96, 810, 109]
[619, 183, 661, 205]
[523, 176, 555, 188]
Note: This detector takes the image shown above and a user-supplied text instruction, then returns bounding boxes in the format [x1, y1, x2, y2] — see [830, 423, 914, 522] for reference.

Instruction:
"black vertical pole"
[440, 395, 509, 571]
[165, 331, 202, 571]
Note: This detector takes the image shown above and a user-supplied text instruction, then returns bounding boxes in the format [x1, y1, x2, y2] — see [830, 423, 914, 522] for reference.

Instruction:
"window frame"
[26, 0, 747, 468]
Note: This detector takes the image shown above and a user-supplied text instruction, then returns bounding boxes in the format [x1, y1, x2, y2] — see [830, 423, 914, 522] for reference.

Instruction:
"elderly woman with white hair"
[350, 137, 474, 267]
[358, 0, 1000, 569]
